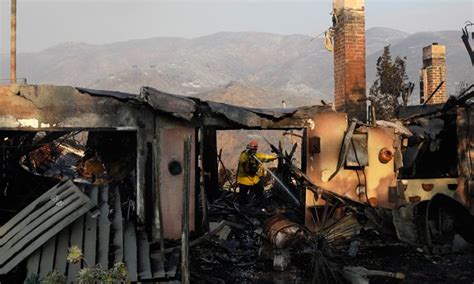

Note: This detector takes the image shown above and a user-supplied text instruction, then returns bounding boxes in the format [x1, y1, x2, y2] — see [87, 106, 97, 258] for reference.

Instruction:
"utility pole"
[11, 0, 17, 83]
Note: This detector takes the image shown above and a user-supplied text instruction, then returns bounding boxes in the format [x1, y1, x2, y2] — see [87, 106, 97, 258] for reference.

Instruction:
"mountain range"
[1, 27, 472, 109]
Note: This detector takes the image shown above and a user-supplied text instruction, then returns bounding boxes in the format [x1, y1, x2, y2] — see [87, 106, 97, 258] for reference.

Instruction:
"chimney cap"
[333, 0, 365, 11]
[423, 44, 446, 60]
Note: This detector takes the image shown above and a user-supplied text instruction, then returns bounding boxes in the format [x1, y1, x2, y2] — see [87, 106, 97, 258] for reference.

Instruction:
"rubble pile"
[190, 191, 313, 283]
[0, 83, 471, 283]
[186, 134, 474, 283]
[186, 187, 474, 283]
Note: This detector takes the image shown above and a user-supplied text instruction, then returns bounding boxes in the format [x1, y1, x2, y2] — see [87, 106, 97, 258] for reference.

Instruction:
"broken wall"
[305, 112, 399, 229]
[0, 84, 199, 242]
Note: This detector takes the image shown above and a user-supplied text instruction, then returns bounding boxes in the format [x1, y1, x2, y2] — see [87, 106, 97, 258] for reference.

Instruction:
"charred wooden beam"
[201, 127, 219, 202]
[181, 135, 192, 284]
[462, 24, 474, 66]
[152, 131, 165, 261]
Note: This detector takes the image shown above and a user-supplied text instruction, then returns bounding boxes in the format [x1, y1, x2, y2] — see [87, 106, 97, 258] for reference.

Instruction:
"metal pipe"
[11, 0, 17, 83]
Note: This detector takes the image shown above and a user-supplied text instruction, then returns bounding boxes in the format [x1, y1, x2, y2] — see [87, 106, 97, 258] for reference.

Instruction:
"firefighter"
[237, 140, 277, 205]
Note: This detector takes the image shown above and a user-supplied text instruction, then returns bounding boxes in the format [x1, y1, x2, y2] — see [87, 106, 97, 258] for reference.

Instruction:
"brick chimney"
[333, 0, 367, 121]
[420, 43, 446, 104]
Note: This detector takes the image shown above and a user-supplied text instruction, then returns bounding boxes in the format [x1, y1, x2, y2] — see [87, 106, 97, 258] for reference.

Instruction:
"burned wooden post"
[462, 22, 474, 66]
[201, 127, 219, 202]
[217, 148, 237, 192]
[152, 136, 166, 265]
[300, 129, 308, 211]
[181, 135, 192, 284]
[199, 128, 211, 233]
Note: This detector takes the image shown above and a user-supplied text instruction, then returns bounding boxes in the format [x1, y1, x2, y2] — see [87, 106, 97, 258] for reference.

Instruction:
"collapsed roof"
[77, 86, 331, 129]
[0, 84, 330, 131]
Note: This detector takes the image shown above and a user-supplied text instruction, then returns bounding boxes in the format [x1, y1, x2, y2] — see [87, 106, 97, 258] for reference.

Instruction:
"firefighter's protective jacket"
[237, 150, 277, 186]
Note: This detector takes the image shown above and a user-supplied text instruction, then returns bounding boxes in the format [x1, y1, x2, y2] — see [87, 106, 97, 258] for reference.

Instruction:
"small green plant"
[24, 273, 41, 284]
[111, 262, 128, 281]
[76, 262, 128, 284]
[64, 246, 129, 283]
[77, 267, 95, 284]
[67, 245, 84, 264]
[36, 246, 129, 283]
[43, 270, 67, 284]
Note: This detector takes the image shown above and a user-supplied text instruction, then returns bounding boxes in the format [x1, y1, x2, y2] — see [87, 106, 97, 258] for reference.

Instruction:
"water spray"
[252, 154, 301, 207]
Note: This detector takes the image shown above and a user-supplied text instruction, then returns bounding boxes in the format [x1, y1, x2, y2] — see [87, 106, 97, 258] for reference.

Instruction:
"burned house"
[0, 83, 331, 282]
[302, 87, 474, 247]
[393, 87, 474, 249]
[303, 0, 474, 258]
[0, 57, 472, 284]
[0, 0, 472, 282]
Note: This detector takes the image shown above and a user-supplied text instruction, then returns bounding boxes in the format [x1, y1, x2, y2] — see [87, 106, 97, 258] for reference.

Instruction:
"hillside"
[0, 27, 471, 107]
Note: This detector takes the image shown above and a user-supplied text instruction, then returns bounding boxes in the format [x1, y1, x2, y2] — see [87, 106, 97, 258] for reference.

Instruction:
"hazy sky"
[0, 0, 472, 52]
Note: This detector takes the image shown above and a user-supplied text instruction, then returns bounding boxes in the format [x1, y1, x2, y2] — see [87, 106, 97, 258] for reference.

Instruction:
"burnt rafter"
[462, 21, 474, 66]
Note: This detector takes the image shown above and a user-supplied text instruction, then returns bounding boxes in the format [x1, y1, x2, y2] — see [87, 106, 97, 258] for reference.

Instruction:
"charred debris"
[0, 0, 471, 281]
[0, 84, 326, 283]
[190, 86, 474, 283]
[0, 82, 472, 283]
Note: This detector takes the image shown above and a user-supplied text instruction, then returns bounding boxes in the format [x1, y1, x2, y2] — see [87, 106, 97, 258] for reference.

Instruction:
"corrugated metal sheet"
[25, 184, 176, 281]
[0, 180, 94, 274]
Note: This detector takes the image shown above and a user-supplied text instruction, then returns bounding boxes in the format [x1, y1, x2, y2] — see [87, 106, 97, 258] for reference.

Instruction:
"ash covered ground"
[187, 190, 474, 284]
